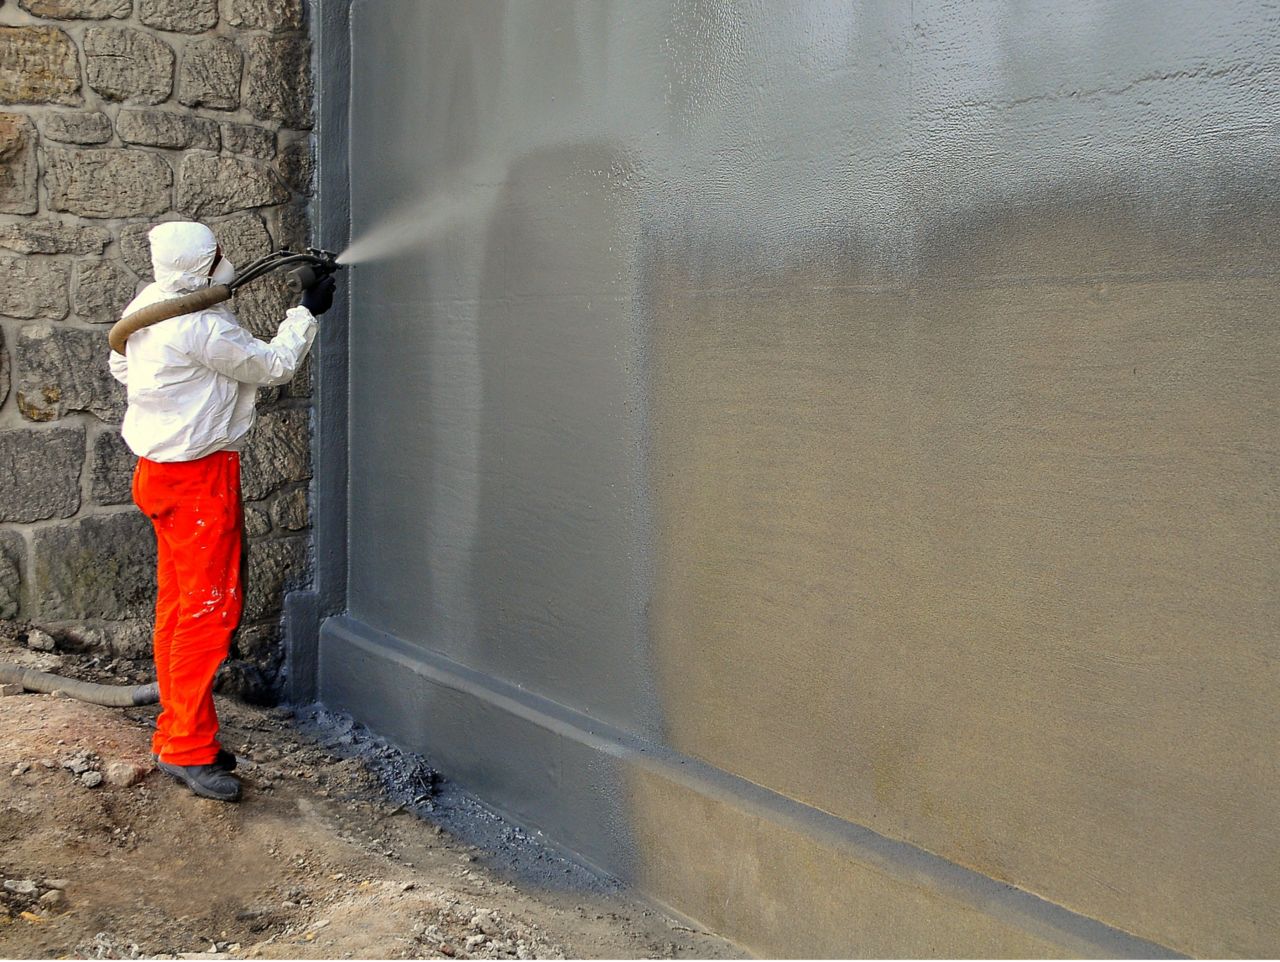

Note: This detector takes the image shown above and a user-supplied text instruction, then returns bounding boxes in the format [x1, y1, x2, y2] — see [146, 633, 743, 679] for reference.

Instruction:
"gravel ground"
[0, 634, 742, 960]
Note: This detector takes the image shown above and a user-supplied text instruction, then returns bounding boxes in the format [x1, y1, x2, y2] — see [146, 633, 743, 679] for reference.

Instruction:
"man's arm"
[189, 308, 318, 387]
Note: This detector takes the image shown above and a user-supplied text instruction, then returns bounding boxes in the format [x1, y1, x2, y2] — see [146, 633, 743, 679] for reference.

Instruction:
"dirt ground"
[0, 640, 742, 961]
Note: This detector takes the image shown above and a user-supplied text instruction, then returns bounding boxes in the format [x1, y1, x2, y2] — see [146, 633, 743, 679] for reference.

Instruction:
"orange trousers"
[132, 451, 243, 766]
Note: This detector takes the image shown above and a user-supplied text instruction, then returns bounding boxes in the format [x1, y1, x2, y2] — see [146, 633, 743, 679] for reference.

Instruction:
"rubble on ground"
[0, 635, 739, 959]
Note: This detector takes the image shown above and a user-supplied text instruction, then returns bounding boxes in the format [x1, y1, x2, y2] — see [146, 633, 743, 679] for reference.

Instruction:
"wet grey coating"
[322, 2, 1280, 956]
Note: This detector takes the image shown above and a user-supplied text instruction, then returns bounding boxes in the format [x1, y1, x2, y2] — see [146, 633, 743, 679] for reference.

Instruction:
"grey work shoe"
[153, 748, 237, 771]
[156, 760, 242, 802]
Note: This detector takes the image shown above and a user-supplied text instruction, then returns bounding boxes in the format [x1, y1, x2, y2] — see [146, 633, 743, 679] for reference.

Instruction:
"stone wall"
[0, 0, 315, 701]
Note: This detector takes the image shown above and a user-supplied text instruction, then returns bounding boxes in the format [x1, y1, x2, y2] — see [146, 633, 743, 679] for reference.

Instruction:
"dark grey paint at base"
[319, 0, 1280, 955]
[319, 616, 1182, 960]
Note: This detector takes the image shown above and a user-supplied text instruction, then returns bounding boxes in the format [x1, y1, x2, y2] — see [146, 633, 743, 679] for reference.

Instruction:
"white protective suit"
[109, 221, 317, 462]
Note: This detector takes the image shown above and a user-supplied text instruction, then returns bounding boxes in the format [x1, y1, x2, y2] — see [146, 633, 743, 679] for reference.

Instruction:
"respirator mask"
[209, 255, 235, 287]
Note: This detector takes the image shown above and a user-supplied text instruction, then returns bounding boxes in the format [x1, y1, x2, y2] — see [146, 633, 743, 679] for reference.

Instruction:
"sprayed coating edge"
[283, 0, 352, 705]
[317, 615, 1184, 960]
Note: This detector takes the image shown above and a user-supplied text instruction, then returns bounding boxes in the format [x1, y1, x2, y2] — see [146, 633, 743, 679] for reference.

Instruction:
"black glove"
[301, 274, 336, 316]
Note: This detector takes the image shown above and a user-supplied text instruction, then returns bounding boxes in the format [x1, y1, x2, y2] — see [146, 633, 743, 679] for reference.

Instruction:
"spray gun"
[280, 247, 341, 295]
[108, 247, 343, 355]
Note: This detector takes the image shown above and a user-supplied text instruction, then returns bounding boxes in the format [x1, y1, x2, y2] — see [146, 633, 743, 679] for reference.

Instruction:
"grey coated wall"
[344, 0, 664, 735]
[328, 1, 1280, 956]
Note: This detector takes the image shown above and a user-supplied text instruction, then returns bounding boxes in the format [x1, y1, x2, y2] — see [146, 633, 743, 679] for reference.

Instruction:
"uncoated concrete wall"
[319, 1, 1280, 956]
[0, 0, 316, 699]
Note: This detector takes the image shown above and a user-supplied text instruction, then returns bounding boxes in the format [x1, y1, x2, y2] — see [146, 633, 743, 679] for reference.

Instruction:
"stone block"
[244, 502, 271, 537]
[118, 221, 156, 277]
[39, 110, 113, 145]
[177, 151, 288, 217]
[108, 621, 150, 659]
[239, 408, 310, 501]
[272, 201, 309, 251]
[233, 622, 282, 676]
[46, 148, 172, 218]
[0, 220, 111, 255]
[17, 0, 131, 18]
[178, 37, 241, 111]
[0, 26, 81, 106]
[231, 269, 292, 338]
[0, 114, 38, 215]
[209, 211, 270, 266]
[0, 257, 70, 319]
[220, 122, 274, 160]
[138, 0, 218, 33]
[90, 429, 135, 504]
[0, 427, 84, 523]
[245, 36, 312, 129]
[278, 139, 313, 196]
[16, 325, 125, 423]
[228, 0, 302, 31]
[32, 512, 156, 621]
[255, 383, 280, 408]
[214, 658, 270, 704]
[84, 27, 174, 105]
[0, 531, 24, 620]
[116, 109, 219, 151]
[270, 487, 308, 531]
[243, 535, 307, 620]
[62, 620, 151, 659]
[74, 259, 138, 323]
[285, 349, 310, 398]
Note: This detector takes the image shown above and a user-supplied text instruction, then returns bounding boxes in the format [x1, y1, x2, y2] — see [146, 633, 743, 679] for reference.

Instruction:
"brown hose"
[0, 663, 159, 707]
[108, 284, 232, 355]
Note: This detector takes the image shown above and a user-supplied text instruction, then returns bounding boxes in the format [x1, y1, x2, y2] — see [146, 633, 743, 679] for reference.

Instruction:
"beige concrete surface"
[652, 269, 1279, 957]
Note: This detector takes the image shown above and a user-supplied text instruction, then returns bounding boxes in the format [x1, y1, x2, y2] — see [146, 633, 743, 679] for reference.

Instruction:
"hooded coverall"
[109, 222, 317, 767]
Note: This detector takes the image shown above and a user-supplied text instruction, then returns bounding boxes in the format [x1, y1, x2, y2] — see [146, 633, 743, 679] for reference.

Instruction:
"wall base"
[318, 617, 1181, 960]
[282, 589, 320, 705]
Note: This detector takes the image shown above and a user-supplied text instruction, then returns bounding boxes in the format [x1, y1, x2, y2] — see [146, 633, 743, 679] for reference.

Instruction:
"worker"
[108, 221, 336, 802]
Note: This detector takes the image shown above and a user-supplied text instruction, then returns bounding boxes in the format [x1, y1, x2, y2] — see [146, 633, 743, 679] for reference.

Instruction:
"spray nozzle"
[284, 248, 342, 294]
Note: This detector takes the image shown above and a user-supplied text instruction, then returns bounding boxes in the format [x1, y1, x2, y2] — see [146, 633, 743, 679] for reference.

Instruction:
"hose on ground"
[0, 663, 159, 707]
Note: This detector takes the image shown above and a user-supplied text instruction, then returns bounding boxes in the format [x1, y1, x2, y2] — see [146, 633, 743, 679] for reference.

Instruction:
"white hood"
[149, 221, 219, 294]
